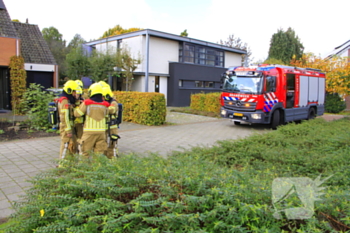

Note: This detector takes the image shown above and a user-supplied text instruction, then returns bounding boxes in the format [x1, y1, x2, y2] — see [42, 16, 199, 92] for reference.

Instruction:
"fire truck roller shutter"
[308, 77, 319, 103]
[318, 78, 325, 105]
[299, 76, 308, 107]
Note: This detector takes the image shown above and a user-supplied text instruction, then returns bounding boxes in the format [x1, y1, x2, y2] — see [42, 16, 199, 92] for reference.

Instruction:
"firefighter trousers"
[81, 132, 107, 157]
[59, 131, 77, 159]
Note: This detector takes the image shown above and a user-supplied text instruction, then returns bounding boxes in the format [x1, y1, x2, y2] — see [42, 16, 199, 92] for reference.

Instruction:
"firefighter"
[74, 80, 85, 153]
[74, 83, 111, 157]
[57, 80, 81, 159]
[102, 86, 120, 158]
[76, 79, 89, 99]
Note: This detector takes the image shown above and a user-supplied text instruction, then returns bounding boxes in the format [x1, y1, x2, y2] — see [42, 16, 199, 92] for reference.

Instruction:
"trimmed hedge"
[9, 56, 26, 115]
[190, 92, 221, 113]
[114, 91, 166, 126]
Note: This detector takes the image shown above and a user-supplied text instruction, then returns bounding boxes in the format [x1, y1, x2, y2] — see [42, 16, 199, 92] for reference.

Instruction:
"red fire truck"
[220, 64, 326, 128]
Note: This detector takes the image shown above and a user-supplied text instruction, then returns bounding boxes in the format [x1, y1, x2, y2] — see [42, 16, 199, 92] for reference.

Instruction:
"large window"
[179, 43, 224, 67]
[179, 80, 216, 88]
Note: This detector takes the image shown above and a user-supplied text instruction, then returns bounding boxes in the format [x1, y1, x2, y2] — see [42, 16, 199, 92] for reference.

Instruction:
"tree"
[180, 29, 188, 37]
[42, 27, 68, 80]
[101, 25, 142, 38]
[290, 53, 350, 96]
[115, 46, 142, 91]
[218, 34, 253, 66]
[263, 57, 286, 65]
[89, 49, 118, 82]
[66, 46, 91, 80]
[268, 27, 304, 65]
[67, 34, 86, 50]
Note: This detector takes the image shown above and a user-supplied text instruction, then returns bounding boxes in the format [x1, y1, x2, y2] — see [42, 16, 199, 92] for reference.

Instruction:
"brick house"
[0, 0, 58, 110]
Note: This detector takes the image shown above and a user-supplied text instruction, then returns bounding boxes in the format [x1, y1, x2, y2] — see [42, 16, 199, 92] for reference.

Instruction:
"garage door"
[27, 71, 54, 89]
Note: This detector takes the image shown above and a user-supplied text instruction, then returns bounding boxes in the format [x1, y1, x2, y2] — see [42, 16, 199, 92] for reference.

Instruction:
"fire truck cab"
[220, 64, 326, 128]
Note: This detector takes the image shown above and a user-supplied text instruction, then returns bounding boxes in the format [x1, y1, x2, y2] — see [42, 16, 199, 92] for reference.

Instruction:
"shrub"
[19, 83, 55, 130]
[114, 91, 166, 126]
[5, 118, 350, 232]
[9, 56, 26, 115]
[190, 92, 221, 113]
[325, 92, 346, 113]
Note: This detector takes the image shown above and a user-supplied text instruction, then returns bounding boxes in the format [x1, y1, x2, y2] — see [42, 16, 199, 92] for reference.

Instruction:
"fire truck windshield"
[222, 74, 263, 94]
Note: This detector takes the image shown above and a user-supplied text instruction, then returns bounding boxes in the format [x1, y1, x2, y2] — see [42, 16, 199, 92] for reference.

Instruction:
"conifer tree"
[268, 27, 304, 65]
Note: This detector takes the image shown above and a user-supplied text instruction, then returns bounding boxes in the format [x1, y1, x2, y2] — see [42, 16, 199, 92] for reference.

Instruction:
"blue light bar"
[257, 66, 275, 71]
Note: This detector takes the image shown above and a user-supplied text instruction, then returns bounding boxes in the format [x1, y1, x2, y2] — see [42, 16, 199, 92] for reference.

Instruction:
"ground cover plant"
[2, 118, 350, 232]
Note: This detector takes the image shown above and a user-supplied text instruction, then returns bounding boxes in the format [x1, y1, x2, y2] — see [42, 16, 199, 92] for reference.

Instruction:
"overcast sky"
[4, 0, 349, 63]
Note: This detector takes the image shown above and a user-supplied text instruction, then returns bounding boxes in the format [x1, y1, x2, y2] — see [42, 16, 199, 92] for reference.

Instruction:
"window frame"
[179, 42, 224, 67]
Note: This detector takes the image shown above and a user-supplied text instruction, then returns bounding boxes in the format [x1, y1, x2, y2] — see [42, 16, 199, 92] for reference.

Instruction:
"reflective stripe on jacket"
[74, 99, 110, 132]
[57, 97, 72, 133]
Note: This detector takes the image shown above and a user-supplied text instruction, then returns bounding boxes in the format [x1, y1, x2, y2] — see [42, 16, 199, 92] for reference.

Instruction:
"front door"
[0, 67, 11, 110]
[155, 76, 159, 93]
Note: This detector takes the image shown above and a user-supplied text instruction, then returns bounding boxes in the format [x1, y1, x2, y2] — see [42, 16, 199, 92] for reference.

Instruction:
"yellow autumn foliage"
[290, 53, 350, 96]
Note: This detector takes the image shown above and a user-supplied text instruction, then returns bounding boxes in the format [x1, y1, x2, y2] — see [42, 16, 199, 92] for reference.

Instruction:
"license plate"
[234, 113, 243, 117]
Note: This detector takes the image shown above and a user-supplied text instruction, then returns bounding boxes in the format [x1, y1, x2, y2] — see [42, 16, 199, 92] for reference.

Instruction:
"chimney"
[26, 18, 28, 23]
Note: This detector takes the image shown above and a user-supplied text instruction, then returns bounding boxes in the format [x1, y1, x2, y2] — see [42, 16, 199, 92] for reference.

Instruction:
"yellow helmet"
[63, 80, 79, 94]
[75, 80, 83, 89]
[102, 86, 113, 100]
[76, 86, 83, 95]
[98, 81, 110, 88]
[88, 83, 103, 97]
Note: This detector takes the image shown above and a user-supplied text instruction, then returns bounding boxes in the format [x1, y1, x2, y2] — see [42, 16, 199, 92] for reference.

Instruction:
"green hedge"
[114, 91, 166, 126]
[190, 92, 221, 113]
[325, 92, 346, 113]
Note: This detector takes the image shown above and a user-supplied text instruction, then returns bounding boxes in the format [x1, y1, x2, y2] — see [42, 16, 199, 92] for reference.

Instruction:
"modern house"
[84, 29, 247, 106]
[0, 0, 58, 111]
[325, 39, 350, 110]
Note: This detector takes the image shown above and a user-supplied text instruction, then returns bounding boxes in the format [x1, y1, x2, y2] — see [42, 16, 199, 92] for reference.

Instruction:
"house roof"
[85, 29, 247, 55]
[13, 22, 57, 64]
[325, 39, 350, 60]
[0, 0, 18, 38]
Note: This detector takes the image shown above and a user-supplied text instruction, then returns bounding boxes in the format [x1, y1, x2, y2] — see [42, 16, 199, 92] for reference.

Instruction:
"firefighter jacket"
[57, 96, 74, 135]
[74, 99, 111, 132]
[74, 97, 84, 124]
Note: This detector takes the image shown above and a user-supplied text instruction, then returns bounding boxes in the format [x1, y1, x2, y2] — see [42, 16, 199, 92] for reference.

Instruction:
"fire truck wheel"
[308, 108, 316, 120]
[271, 110, 280, 129]
[234, 121, 241, 125]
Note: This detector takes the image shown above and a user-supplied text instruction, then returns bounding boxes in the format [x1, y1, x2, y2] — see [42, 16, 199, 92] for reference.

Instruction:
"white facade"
[225, 52, 242, 67]
[148, 37, 179, 74]
[24, 63, 56, 72]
